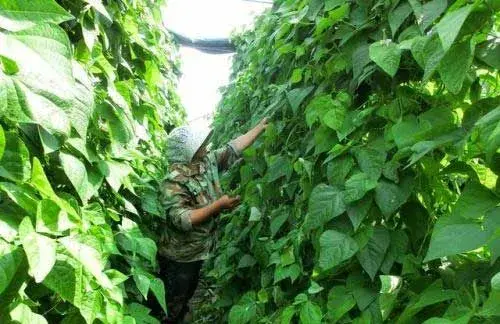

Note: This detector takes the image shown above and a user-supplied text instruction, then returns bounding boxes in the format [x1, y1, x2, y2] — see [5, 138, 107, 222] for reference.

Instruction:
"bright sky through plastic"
[162, 0, 271, 127]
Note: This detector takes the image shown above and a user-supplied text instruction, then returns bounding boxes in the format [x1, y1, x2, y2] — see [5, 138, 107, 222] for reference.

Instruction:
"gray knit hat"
[166, 125, 213, 163]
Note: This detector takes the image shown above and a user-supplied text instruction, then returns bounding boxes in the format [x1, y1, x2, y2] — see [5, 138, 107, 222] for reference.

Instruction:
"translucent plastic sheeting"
[161, 0, 271, 42]
[161, 0, 271, 127]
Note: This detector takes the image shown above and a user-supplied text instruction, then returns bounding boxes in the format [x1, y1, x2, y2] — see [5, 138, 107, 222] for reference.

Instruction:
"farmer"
[158, 118, 268, 323]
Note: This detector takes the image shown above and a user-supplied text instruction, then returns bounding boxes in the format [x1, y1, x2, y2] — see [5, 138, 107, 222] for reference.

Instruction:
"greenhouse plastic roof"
[161, 0, 271, 43]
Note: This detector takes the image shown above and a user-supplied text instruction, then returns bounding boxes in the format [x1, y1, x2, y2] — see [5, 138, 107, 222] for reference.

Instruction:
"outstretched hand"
[218, 195, 241, 210]
[257, 117, 270, 131]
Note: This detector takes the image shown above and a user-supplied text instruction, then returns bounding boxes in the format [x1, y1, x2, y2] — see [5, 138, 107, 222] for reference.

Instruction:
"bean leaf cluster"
[0, 0, 184, 322]
[202, 0, 500, 323]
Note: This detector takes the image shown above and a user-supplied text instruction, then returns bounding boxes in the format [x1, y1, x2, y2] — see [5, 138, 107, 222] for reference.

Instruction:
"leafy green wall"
[0, 0, 184, 322]
[201, 0, 500, 323]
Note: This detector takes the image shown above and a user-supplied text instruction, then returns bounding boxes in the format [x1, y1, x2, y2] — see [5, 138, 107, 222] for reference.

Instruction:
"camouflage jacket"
[159, 143, 240, 262]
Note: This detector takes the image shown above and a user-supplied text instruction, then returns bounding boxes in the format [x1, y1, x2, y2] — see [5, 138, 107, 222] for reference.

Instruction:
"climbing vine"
[201, 0, 500, 323]
[0, 0, 183, 322]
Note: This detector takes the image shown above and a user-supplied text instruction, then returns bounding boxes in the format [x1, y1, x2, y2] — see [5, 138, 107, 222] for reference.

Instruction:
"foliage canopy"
[201, 0, 500, 323]
[0, 0, 184, 322]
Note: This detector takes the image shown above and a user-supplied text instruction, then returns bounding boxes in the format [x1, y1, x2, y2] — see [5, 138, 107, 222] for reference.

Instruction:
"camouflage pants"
[159, 257, 203, 324]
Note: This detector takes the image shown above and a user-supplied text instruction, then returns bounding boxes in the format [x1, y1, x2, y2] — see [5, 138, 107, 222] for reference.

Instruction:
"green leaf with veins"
[319, 230, 359, 271]
[369, 40, 401, 77]
[19, 217, 56, 283]
[0, 0, 73, 32]
[303, 184, 346, 232]
[436, 4, 473, 52]
[0, 24, 93, 138]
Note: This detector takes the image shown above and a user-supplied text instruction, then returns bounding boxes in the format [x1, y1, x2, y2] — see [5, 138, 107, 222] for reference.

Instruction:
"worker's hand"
[218, 195, 241, 210]
[258, 117, 269, 131]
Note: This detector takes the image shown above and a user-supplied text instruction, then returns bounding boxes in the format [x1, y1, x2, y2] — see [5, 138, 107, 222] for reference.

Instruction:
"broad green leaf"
[346, 274, 378, 311]
[0, 240, 23, 294]
[356, 226, 390, 280]
[313, 125, 338, 154]
[307, 281, 324, 294]
[305, 95, 334, 128]
[60, 152, 102, 203]
[325, 0, 345, 11]
[59, 235, 113, 289]
[0, 132, 31, 182]
[290, 68, 303, 84]
[287, 86, 314, 114]
[19, 217, 56, 283]
[0, 24, 93, 138]
[420, 0, 447, 30]
[352, 44, 370, 81]
[96, 102, 134, 144]
[38, 126, 61, 154]
[117, 218, 158, 263]
[238, 254, 257, 268]
[347, 195, 373, 231]
[314, 4, 349, 35]
[379, 275, 402, 320]
[249, 207, 261, 222]
[437, 40, 473, 94]
[85, 0, 112, 23]
[492, 272, 500, 290]
[66, 137, 98, 163]
[10, 303, 48, 324]
[436, 4, 473, 52]
[281, 246, 295, 266]
[36, 199, 74, 234]
[274, 263, 301, 284]
[126, 303, 160, 324]
[0, 0, 73, 31]
[0, 203, 22, 242]
[398, 280, 456, 321]
[31, 157, 79, 220]
[476, 39, 500, 69]
[0, 124, 4, 160]
[409, 0, 448, 32]
[344, 173, 378, 203]
[30, 157, 56, 198]
[375, 179, 412, 217]
[228, 302, 256, 324]
[294, 293, 308, 305]
[353, 147, 386, 180]
[326, 286, 356, 323]
[327, 155, 354, 185]
[97, 160, 133, 192]
[42, 260, 81, 305]
[369, 40, 401, 77]
[319, 230, 359, 270]
[322, 100, 347, 132]
[424, 217, 492, 262]
[411, 34, 445, 81]
[380, 230, 409, 273]
[478, 290, 500, 317]
[303, 184, 346, 232]
[388, 2, 412, 37]
[150, 277, 167, 314]
[300, 300, 322, 324]
[451, 182, 498, 220]
[270, 210, 289, 237]
[0, 182, 38, 215]
[280, 306, 296, 324]
[133, 271, 151, 299]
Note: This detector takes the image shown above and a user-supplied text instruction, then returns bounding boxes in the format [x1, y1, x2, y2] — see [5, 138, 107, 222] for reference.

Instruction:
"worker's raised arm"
[230, 118, 269, 152]
[213, 118, 269, 171]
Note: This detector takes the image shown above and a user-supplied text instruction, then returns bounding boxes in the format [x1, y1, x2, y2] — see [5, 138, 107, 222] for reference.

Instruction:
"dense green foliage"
[0, 0, 183, 322]
[202, 0, 500, 323]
